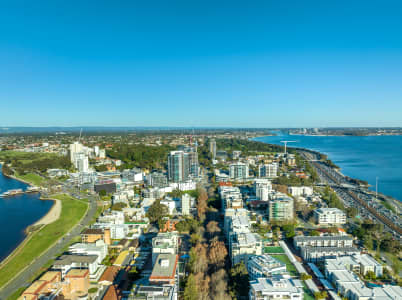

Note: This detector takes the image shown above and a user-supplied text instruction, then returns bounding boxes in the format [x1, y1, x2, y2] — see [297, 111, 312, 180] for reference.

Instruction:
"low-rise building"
[288, 186, 313, 197]
[247, 255, 287, 280]
[293, 236, 353, 249]
[149, 254, 178, 285]
[314, 208, 346, 225]
[152, 232, 179, 264]
[301, 246, 359, 262]
[52, 254, 99, 279]
[81, 228, 111, 245]
[249, 275, 303, 300]
[69, 239, 108, 264]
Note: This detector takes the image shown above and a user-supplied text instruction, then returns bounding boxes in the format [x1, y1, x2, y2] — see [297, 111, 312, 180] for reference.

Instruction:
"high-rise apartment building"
[259, 163, 278, 178]
[268, 196, 294, 222]
[229, 162, 249, 181]
[210, 139, 217, 159]
[168, 151, 190, 182]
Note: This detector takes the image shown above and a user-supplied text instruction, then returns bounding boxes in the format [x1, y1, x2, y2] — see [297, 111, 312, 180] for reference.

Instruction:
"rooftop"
[150, 254, 178, 280]
[53, 254, 98, 266]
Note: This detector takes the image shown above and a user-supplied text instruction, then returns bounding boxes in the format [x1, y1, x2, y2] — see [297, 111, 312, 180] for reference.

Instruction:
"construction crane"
[280, 140, 296, 154]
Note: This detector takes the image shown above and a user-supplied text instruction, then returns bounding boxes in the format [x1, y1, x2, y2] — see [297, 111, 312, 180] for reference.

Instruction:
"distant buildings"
[181, 193, 191, 215]
[249, 275, 304, 300]
[268, 196, 294, 222]
[229, 162, 249, 181]
[210, 138, 217, 159]
[314, 208, 346, 225]
[69, 141, 83, 164]
[258, 163, 278, 179]
[232, 150, 242, 160]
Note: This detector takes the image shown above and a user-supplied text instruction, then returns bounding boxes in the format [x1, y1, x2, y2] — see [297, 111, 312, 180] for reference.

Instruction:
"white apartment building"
[152, 232, 179, 264]
[230, 231, 262, 265]
[219, 186, 243, 211]
[249, 275, 304, 300]
[254, 179, 272, 201]
[268, 196, 294, 222]
[229, 162, 249, 181]
[325, 256, 401, 300]
[288, 186, 314, 197]
[258, 163, 278, 178]
[181, 193, 191, 215]
[69, 239, 108, 265]
[247, 255, 287, 280]
[314, 208, 346, 225]
[325, 254, 383, 277]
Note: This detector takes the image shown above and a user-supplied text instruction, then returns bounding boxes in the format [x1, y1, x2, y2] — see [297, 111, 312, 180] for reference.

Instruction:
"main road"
[0, 194, 98, 300]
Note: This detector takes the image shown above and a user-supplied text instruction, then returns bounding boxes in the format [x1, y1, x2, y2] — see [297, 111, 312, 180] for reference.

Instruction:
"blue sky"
[1, 0, 402, 127]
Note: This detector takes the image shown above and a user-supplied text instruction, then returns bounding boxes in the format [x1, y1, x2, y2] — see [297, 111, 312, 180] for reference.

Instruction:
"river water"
[254, 134, 402, 202]
[0, 166, 52, 261]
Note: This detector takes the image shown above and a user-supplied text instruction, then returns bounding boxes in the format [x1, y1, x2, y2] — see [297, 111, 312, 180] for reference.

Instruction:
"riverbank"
[32, 198, 61, 226]
[0, 194, 88, 289]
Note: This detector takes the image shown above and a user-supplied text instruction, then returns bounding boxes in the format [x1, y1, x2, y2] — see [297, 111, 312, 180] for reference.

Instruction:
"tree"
[184, 274, 198, 300]
[197, 187, 208, 221]
[194, 272, 210, 300]
[364, 271, 376, 281]
[310, 230, 320, 236]
[189, 233, 202, 245]
[346, 207, 358, 218]
[301, 273, 312, 280]
[210, 269, 231, 300]
[99, 189, 107, 197]
[146, 200, 168, 223]
[206, 221, 221, 239]
[230, 262, 249, 298]
[282, 224, 296, 239]
[111, 202, 127, 211]
[189, 243, 208, 274]
[314, 291, 327, 299]
[208, 239, 227, 269]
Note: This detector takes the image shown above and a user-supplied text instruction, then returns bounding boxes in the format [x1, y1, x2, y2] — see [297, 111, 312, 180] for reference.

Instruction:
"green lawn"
[0, 194, 88, 288]
[271, 254, 299, 276]
[16, 172, 44, 186]
[264, 246, 285, 254]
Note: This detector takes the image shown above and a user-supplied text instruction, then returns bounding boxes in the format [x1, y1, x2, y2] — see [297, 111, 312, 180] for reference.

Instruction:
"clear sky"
[1, 1, 402, 127]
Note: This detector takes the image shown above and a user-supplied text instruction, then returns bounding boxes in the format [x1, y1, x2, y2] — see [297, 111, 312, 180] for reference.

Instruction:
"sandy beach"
[33, 198, 61, 226]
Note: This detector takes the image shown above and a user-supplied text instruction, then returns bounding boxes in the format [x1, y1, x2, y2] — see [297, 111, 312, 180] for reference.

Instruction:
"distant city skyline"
[1, 1, 402, 127]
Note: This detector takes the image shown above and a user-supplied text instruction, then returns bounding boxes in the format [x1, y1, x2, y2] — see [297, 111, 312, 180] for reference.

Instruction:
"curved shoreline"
[0, 167, 59, 266]
[252, 136, 402, 210]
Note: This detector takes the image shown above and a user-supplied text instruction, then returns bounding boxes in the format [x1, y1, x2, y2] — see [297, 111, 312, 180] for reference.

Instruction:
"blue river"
[254, 134, 402, 202]
[0, 166, 53, 261]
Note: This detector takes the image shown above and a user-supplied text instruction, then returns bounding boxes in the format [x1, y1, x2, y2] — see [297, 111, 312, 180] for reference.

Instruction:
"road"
[0, 194, 98, 300]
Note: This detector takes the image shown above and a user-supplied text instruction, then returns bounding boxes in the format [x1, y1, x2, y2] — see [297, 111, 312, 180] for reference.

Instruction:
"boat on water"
[0, 186, 40, 197]
[0, 189, 24, 197]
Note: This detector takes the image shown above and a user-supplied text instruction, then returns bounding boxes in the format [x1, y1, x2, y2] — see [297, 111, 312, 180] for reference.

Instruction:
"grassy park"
[271, 254, 299, 276]
[264, 246, 285, 254]
[15, 172, 45, 186]
[0, 194, 87, 288]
